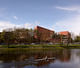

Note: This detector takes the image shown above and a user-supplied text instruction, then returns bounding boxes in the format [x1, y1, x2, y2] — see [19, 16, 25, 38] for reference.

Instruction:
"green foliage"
[75, 35, 80, 42]
[0, 28, 35, 45]
[52, 33, 61, 39]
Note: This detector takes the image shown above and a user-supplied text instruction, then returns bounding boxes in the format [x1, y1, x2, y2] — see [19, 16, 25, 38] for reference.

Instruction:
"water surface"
[0, 48, 80, 68]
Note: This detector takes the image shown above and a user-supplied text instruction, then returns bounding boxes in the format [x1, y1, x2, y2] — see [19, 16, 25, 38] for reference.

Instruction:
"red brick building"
[34, 26, 54, 42]
[34, 26, 71, 44]
[59, 31, 71, 44]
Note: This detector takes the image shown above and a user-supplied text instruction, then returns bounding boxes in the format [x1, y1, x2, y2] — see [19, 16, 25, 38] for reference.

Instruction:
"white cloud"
[24, 23, 33, 29]
[0, 21, 21, 32]
[24, 21, 40, 29]
[54, 6, 80, 35]
[55, 6, 80, 13]
[13, 16, 18, 20]
[52, 14, 80, 35]
[0, 21, 40, 32]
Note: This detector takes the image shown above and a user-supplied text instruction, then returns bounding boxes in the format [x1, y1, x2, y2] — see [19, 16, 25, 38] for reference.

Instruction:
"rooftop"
[35, 26, 54, 32]
[59, 31, 70, 35]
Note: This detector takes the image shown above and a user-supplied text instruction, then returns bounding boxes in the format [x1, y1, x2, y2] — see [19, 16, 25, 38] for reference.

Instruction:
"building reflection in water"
[0, 49, 71, 68]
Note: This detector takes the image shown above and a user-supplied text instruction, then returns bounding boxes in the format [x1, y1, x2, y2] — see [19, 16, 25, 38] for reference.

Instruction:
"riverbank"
[0, 44, 63, 49]
[0, 44, 80, 49]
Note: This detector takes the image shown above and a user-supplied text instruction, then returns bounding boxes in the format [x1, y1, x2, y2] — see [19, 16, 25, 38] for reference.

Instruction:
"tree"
[1, 30, 15, 47]
[75, 35, 80, 42]
[52, 33, 61, 39]
[13, 28, 32, 44]
[0, 33, 3, 44]
[52, 33, 62, 44]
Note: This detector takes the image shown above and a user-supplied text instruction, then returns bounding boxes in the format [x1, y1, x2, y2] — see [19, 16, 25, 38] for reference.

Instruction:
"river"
[0, 48, 80, 68]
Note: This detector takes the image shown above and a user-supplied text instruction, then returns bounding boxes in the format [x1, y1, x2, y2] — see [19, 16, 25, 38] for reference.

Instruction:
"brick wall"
[34, 26, 54, 42]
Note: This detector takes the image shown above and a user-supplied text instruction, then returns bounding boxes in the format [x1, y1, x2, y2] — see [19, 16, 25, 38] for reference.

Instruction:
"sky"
[0, 0, 80, 35]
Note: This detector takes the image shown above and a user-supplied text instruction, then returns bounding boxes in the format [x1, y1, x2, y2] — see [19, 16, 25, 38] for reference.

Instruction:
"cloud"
[13, 16, 18, 20]
[24, 21, 40, 29]
[0, 21, 40, 32]
[55, 6, 80, 13]
[52, 14, 80, 35]
[24, 23, 33, 29]
[54, 6, 80, 35]
[0, 21, 21, 31]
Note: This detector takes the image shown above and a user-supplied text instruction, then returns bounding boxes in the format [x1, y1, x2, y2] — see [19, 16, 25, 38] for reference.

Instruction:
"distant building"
[34, 26, 71, 44]
[59, 31, 71, 44]
[34, 26, 54, 42]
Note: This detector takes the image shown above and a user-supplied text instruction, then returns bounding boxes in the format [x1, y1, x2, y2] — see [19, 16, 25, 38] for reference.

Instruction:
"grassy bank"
[0, 44, 63, 49]
[0, 44, 80, 49]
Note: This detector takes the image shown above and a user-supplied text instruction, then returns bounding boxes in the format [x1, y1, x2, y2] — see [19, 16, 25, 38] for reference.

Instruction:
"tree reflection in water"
[0, 49, 80, 68]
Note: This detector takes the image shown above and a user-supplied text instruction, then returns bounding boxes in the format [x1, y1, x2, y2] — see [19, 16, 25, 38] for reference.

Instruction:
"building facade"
[59, 31, 71, 44]
[34, 26, 54, 42]
[34, 26, 71, 44]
